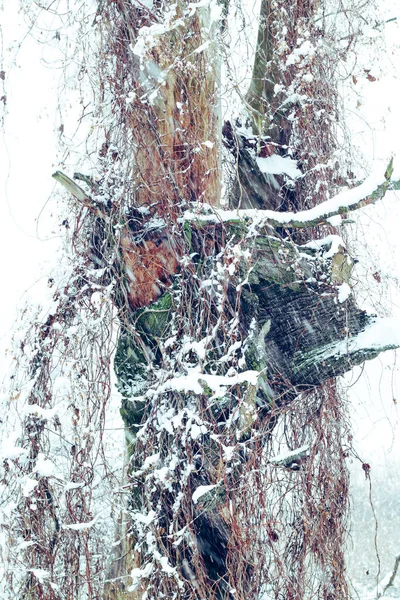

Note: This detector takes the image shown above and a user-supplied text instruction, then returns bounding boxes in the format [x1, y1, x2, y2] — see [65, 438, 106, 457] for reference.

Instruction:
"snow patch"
[34, 453, 56, 477]
[327, 214, 342, 226]
[190, 423, 208, 440]
[192, 484, 217, 504]
[22, 477, 38, 497]
[0, 441, 28, 461]
[255, 155, 301, 179]
[167, 368, 259, 399]
[270, 444, 309, 465]
[129, 563, 154, 590]
[286, 40, 316, 66]
[29, 569, 50, 583]
[24, 403, 58, 421]
[194, 41, 209, 54]
[337, 282, 351, 303]
[131, 7, 184, 59]
[62, 511, 104, 531]
[133, 510, 157, 525]
[303, 234, 345, 258]
[182, 167, 387, 227]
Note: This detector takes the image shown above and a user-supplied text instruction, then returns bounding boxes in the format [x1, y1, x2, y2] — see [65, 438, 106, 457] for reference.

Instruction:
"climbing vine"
[0, 0, 395, 599]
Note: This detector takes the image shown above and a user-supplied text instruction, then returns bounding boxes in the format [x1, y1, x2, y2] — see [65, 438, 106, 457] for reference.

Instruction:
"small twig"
[270, 444, 310, 469]
[73, 172, 99, 192]
[376, 553, 400, 598]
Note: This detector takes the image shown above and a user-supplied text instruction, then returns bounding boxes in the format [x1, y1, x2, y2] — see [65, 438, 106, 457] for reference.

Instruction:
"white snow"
[24, 403, 58, 421]
[337, 282, 351, 303]
[22, 477, 38, 498]
[303, 234, 345, 258]
[53, 376, 72, 396]
[286, 40, 316, 66]
[315, 317, 400, 365]
[132, 510, 156, 526]
[131, 0, 220, 61]
[131, 8, 184, 60]
[0, 440, 28, 461]
[154, 552, 177, 575]
[34, 453, 56, 477]
[194, 41, 210, 54]
[129, 562, 154, 590]
[154, 467, 170, 482]
[29, 569, 50, 582]
[188, 0, 222, 21]
[255, 155, 301, 179]
[209, 0, 223, 22]
[182, 167, 388, 226]
[62, 511, 104, 531]
[302, 72, 314, 83]
[190, 423, 208, 440]
[270, 444, 309, 464]
[167, 368, 260, 399]
[327, 214, 342, 226]
[192, 484, 217, 504]
[180, 336, 208, 360]
[131, 453, 160, 477]
[64, 481, 84, 491]
[132, 368, 260, 404]
[222, 445, 236, 461]
[16, 540, 35, 551]
[350, 317, 400, 351]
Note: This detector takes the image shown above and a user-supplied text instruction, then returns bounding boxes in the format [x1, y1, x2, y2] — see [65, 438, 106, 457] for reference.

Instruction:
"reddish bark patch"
[120, 232, 180, 310]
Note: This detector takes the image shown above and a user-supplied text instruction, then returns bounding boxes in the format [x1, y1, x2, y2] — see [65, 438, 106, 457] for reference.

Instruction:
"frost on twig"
[270, 444, 310, 469]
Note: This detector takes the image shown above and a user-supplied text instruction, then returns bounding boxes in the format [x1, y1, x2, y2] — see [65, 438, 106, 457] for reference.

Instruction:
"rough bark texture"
[53, 1, 398, 598]
[113, 221, 375, 401]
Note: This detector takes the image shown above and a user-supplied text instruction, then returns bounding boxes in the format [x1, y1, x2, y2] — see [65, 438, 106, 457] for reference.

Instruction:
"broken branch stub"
[52, 171, 107, 218]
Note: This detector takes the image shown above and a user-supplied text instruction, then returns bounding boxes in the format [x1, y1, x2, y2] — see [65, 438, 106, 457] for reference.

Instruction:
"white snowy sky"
[0, 5, 60, 351]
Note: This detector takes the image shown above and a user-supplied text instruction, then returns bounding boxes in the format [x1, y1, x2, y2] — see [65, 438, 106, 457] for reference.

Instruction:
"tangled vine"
[0, 0, 393, 599]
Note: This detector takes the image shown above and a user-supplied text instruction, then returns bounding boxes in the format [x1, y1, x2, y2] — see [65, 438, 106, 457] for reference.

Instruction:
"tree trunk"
[92, 1, 398, 598]
[7, 1, 399, 599]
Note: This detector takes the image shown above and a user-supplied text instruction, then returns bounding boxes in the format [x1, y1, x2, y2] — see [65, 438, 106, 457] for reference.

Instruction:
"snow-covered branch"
[54, 161, 399, 232]
[183, 160, 400, 230]
[270, 444, 310, 468]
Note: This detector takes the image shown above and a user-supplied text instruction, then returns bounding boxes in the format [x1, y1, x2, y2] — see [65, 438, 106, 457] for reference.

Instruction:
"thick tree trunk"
[44, 1, 400, 599]
[50, 0, 400, 592]
[7, 2, 399, 599]
[104, 215, 393, 598]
